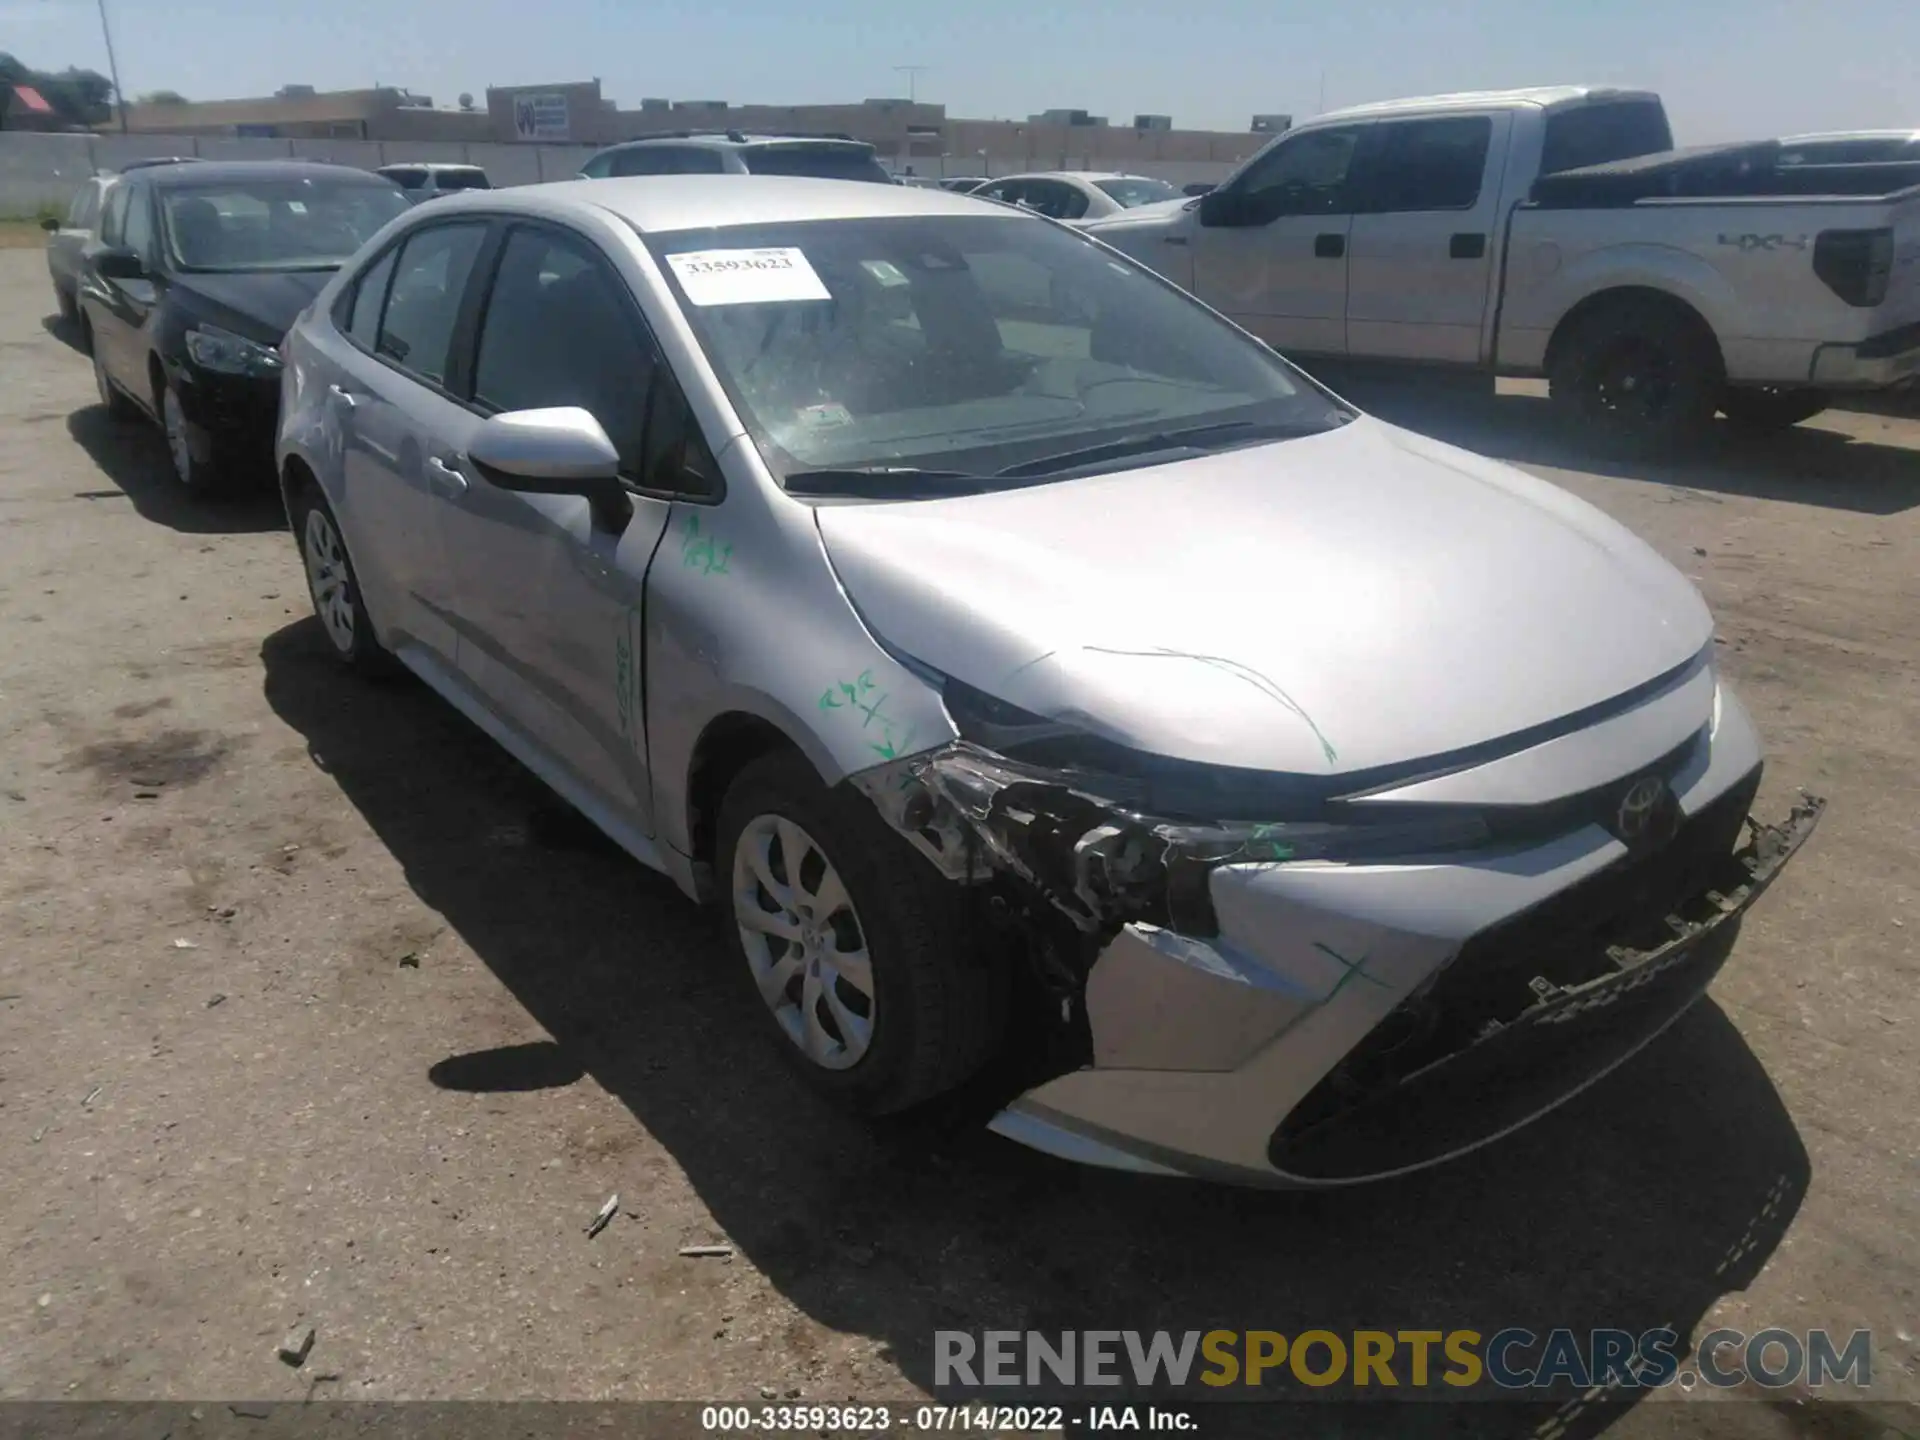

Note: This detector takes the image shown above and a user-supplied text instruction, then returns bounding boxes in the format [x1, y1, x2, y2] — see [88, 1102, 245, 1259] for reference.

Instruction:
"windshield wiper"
[782, 465, 992, 499]
[994, 416, 1348, 480]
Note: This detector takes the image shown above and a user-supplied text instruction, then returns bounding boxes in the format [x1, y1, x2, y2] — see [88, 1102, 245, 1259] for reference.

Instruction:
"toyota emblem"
[1615, 776, 1669, 843]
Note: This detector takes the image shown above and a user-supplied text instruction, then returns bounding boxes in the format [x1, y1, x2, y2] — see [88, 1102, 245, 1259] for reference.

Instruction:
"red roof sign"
[12, 85, 55, 114]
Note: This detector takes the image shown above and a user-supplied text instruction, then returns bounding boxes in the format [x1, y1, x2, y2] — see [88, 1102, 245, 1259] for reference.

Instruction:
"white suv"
[578, 132, 893, 184]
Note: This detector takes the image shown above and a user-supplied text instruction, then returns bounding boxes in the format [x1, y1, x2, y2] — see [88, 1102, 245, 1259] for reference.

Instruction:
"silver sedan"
[276, 176, 1822, 1185]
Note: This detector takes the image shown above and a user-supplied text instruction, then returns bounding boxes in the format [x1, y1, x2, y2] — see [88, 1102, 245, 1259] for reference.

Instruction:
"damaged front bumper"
[853, 690, 1825, 1186]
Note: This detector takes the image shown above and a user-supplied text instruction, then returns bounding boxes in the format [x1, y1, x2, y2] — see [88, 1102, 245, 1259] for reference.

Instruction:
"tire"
[89, 327, 137, 419]
[290, 483, 398, 677]
[158, 376, 235, 497]
[716, 750, 1004, 1115]
[1548, 298, 1722, 456]
[1719, 386, 1829, 436]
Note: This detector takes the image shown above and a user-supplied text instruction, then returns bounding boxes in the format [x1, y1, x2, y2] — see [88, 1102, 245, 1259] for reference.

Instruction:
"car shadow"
[1323, 371, 1920, 517]
[66, 406, 286, 535]
[42, 311, 87, 354]
[260, 618, 1811, 1438]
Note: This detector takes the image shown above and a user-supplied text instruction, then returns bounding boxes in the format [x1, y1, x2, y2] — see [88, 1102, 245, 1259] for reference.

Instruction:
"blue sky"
[4, 0, 1915, 140]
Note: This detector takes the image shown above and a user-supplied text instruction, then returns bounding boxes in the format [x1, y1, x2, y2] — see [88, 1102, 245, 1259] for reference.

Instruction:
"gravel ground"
[0, 247, 1915, 1436]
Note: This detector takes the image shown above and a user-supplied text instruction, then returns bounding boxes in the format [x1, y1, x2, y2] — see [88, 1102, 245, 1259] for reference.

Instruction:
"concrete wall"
[0, 129, 1241, 216]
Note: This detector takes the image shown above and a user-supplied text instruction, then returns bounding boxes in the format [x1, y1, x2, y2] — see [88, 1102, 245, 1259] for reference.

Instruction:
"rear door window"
[742, 146, 892, 184]
[1539, 101, 1673, 174]
[343, 247, 399, 348]
[375, 223, 488, 389]
[1359, 116, 1494, 211]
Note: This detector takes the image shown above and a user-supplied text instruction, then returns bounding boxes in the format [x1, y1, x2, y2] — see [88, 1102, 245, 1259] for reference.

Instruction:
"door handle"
[327, 383, 359, 410]
[426, 455, 468, 494]
[1314, 232, 1346, 258]
[1449, 232, 1487, 260]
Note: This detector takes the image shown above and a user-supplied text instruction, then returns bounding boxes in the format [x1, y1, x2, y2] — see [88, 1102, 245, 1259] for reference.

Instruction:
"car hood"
[814, 417, 1713, 777]
[171, 269, 335, 344]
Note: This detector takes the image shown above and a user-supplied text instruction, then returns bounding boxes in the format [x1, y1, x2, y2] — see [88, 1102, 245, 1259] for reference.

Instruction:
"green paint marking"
[679, 512, 732, 576]
[1312, 940, 1389, 1000]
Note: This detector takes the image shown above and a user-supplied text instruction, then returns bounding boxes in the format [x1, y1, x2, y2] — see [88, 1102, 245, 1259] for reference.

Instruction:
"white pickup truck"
[1084, 86, 1920, 449]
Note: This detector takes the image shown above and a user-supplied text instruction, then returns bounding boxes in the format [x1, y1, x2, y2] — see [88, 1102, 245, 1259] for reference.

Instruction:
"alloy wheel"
[302, 507, 357, 654]
[1589, 338, 1676, 425]
[732, 813, 876, 1070]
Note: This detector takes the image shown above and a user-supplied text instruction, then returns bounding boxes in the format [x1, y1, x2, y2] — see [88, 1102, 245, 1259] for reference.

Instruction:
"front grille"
[1271, 763, 1763, 1166]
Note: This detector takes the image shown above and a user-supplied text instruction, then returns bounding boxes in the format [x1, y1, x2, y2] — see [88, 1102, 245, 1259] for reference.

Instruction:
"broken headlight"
[854, 677, 1490, 937]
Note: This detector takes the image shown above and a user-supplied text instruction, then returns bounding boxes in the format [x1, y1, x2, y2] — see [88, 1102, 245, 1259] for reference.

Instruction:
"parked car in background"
[275, 174, 1819, 1186]
[43, 174, 117, 324]
[1085, 86, 1920, 450]
[578, 131, 894, 184]
[45, 161, 209, 326]
[1776, 130, 1920, 166]
[937, 176, 990, 193]
[376, 162, 494, 203]
[79, 160, 410, 495]
[117, 156, 203, 173]
[972, 171, 1182, 222]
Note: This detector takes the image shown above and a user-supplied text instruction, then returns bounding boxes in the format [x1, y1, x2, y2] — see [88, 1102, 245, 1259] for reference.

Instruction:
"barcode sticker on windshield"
[665, 247, 830, 307]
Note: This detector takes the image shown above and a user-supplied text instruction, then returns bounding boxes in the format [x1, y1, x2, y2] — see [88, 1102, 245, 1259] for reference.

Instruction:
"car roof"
[1316, 85, 1659, 121]
[1780, 129, 1920, 144]
[426, 173, 1024, 234]
[986, 171, 1156, 184]
[381, 162, 487, 173]
[139, 160, 399, 188]
[594, 133, 874, 153]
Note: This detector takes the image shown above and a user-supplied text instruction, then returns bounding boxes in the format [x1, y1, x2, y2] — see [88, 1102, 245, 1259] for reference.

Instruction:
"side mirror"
[41, 215, 61, 233]
[1182, 182, 1216, 197]
[467, 407, 633, 530]
[95, 247, 146, 280]
[1197, 188, 1241, 227]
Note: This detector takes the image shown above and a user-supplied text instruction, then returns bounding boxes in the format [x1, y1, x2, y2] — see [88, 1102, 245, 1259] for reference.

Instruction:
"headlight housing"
[855, 674, 1490, 937]
[184, 324, 283, 377]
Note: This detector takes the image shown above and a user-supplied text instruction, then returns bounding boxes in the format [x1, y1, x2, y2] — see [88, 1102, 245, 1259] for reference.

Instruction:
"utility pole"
[95, 0, 129, 131]
[894, 65, 928, 105]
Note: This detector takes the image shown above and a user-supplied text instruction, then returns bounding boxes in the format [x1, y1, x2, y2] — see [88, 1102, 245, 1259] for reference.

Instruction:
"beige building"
[115, 78, 1270, 172]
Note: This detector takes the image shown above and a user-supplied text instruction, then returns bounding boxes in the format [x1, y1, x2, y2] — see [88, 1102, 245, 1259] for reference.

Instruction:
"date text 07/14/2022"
[699, 1403, 1197, 1433]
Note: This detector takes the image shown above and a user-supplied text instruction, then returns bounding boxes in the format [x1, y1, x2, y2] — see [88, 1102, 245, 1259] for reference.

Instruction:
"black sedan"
[78, 161, 409, 495]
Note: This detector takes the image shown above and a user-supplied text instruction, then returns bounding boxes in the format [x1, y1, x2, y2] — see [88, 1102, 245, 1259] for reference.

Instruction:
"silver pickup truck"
[1085, 86, 1920, 450]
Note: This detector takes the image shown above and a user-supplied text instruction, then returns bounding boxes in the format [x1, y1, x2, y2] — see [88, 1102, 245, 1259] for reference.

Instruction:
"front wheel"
[717, 751, 1004, 1115]
[1548, 300, 1721, 456]
[1719, 387, 1829, 436]
[159, 379, 234, 496]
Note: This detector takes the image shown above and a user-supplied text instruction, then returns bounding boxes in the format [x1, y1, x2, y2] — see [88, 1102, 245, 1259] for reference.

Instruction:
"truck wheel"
[1719, 387, 1829, 436]
[717, 750, 1005, 1116]
[1549, 300, 1721, 455]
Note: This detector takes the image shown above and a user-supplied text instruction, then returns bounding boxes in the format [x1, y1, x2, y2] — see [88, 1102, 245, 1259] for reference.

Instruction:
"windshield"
[647, 214, 1347, 492]
[742, 146, 894, 184]
[160, 179, 410, 272]
[433, 169, 492, 190]
[1094, 176, 1180, 208]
